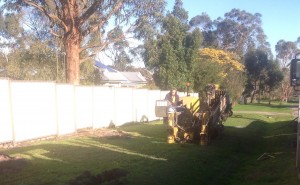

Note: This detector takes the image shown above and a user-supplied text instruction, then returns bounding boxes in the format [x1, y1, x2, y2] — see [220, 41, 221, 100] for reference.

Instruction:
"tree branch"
[80, 54, 96, 64]
[80, 19, 139, 55]
[67, 0, 76, 33]
[50, 28, 63, 38]
[80, 33, 125, 53]
[78, 1, 104, 25]
[81, 0, 124, 38]
[22, 0, 68, 32]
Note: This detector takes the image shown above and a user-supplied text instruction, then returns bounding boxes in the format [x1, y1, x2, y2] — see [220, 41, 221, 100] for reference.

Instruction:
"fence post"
[54, 84, 59, 137]
[297, 95, 300, 178]
[7, 80, 15, 145]
[74, 85, 78, 133]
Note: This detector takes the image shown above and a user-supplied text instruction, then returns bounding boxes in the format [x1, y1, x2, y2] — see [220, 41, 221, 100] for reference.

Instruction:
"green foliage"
[223, 70, 246, 102]
[265, 60, 284, 91]
[1, 0, 166, 84]
[3, 41, 56, 81]
[275, 40, 300, 67]
[244, 49, 284, 102]
[144, 0, 202, 91]
[193, 58, 223, 97]
[193, 48, 245, 100]
[190, 9, 270, 57]
[80, 60, 102, 85]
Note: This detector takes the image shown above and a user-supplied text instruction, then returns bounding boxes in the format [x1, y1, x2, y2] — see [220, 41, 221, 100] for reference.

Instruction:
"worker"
[165, 87, 180, 106]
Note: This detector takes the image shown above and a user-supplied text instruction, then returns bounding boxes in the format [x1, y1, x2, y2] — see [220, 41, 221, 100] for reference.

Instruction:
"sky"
[166, 0, 300, 55]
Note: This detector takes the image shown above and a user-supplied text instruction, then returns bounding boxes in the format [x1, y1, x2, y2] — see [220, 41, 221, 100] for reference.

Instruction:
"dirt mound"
[76, 129, 131, 139]
[69, 168, 128, 185]
[0, 153, 28, 173]
[93, 129, 131, 139]
[0, 153, 14, 161]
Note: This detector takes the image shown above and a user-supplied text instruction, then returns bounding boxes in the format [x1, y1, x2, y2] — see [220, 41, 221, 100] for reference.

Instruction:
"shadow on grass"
[0, 117, 298, 185]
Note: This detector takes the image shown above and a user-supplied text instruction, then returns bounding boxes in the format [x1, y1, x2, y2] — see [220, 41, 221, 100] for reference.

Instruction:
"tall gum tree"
[1, 0, 165, 84]
[143, 0, 202, 91]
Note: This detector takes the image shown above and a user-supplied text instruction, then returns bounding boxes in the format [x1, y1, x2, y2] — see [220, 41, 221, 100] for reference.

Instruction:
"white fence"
[0, 79, 198, 144]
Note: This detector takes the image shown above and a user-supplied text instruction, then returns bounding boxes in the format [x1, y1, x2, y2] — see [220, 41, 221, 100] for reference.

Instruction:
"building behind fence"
[0, 79, 197, 144]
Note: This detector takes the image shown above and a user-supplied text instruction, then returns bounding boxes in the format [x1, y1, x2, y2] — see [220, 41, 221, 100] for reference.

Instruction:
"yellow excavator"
[155, 84, 233, 145]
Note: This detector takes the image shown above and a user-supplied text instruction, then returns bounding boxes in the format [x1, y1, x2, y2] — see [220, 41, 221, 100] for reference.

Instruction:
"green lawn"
[233, 102, 297, 113]
[0, 103, 299, 185]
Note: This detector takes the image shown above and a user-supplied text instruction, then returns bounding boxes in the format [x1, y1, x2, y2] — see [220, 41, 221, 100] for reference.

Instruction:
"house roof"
[121, 72, 147, 84]
[95, 61, 118, 72]
[102, 71, 128, 82]
[94, 61, 147, 85]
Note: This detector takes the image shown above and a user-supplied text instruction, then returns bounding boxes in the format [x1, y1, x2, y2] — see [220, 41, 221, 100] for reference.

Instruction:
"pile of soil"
[93, 129, 131, 139]
[75, 128, 131, 139]
[0, 153, 28, 173]
[69, 168, 128, 185]
[0, 153, 14, 161]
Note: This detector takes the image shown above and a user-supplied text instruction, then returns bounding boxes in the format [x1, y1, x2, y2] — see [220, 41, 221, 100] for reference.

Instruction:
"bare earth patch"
[76, 128, 132, 139]
[0, 153, 28, 173]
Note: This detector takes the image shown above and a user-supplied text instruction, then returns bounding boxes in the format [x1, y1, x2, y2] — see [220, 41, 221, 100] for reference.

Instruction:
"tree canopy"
[193, 48, 244, 99]
[1, 0, 166, 84]
[243, 49, 283, 103]
[275, 40, 300, 67]
[143, 0, 202, 91]
[190, 9, 270, 57]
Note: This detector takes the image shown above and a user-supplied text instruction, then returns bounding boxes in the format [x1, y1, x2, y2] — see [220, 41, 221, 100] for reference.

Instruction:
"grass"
[233, 101, 297, 113]
[0, 102, 299, 185]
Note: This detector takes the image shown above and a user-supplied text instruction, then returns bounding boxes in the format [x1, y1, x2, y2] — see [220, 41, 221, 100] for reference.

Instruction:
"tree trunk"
[64, 34, 81, 85]
[258, 90, 261, 103]
[268, 91, 271, 105]
[250, 91, 255, 103]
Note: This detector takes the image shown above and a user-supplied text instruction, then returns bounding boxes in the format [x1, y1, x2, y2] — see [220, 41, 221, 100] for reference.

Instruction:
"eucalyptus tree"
[265, 60, 284, 104]
[244, 50, 283, 103]
[190, 9, 271, 58]
[216, 9, 270, 57]
[0, 12, 65, 81]
[275, 40, 300, 68]
[144, 0, 202, 91]
[193, 48, 244, 100]
[1, 0, 165, 84]
[275, 39, 300, 101]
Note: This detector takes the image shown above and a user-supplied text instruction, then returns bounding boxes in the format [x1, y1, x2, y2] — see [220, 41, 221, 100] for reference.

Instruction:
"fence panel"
[0, 79, 13, 143]
[75, 86, 93, 129]
[113, 88, 133, 126]
[160, 91, 169, 100]
[10, 81, 57, 142]
[93, 86, 114, 128]
[56, 84, 76, 135]
[132, 89, 148, 122]
[1, 80, 188, 143]
[148, 90, 162, 121]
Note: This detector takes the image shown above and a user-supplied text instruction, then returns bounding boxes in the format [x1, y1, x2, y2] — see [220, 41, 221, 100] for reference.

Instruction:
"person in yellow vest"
[165, 87, 180, 106]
